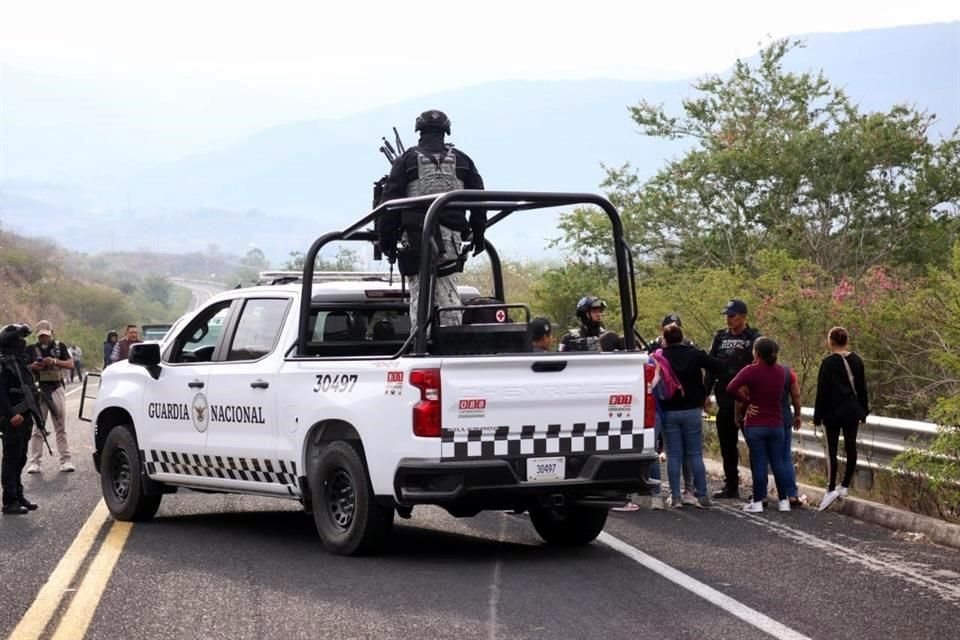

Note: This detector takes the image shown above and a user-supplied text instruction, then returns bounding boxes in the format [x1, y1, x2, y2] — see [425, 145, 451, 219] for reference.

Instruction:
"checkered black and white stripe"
[440, 420, 644, 459]
[143, 450, 299, 487]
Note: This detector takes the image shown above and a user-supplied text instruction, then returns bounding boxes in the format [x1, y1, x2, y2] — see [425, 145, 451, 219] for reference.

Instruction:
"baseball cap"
[36, 320, 53, 337]
[661, 313, 682, 327]
[721, 299, 748, 316]
[529, 317, 552, 341]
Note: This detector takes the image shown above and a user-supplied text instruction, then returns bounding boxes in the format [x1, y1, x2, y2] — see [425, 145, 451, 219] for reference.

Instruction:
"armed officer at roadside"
[1, 324, 41, 514]
[704, 299, 761, 499]
[377, 110, 486, 330]
[25, 320, 75, 474]
[559, 296, 623, 352]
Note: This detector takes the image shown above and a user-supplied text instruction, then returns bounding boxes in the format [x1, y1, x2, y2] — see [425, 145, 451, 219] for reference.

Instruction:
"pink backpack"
[651, 349, 685, 401]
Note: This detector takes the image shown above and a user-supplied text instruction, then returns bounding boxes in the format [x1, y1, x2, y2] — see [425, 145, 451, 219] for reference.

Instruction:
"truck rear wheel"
[529, 505, 608, 546]
[101, 425, 162, 521]
[311, 442, 393, 555]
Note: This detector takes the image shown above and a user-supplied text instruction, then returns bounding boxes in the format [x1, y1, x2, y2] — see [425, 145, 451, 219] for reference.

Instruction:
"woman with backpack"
[655, 324, 723, 508]
[813, 327, 869, 511]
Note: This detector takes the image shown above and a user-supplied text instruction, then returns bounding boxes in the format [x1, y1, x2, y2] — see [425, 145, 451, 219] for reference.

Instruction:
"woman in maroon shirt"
[726, 337, 793, 513]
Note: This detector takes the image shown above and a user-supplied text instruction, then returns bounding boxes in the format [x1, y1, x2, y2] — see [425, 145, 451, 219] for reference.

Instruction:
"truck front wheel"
[101, 425, 162, 521]
[311, 442, 393, 555]
[529, 505, 608, 546]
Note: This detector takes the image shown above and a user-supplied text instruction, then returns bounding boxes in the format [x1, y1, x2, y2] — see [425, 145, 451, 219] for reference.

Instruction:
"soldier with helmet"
[377, 109, 486, 330]
[1, 324, 40, 514]
[559, 296, 622, 352]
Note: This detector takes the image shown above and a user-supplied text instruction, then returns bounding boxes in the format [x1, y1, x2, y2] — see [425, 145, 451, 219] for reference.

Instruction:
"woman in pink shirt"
[726, 337, 793, 513]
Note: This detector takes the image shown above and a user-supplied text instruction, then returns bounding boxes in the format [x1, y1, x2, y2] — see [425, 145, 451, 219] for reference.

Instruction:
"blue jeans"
[781, 409, 798, 498]
[649, 414, 695, 491]
[743, 426, 790, 502]
[662, 408, 708, 499]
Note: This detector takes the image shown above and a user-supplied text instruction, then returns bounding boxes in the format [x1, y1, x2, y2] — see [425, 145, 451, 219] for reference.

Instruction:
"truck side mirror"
[129, 343, 161, 368]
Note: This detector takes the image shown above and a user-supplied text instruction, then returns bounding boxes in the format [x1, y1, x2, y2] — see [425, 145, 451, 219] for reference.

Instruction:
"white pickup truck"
[82, 190, 657, 555]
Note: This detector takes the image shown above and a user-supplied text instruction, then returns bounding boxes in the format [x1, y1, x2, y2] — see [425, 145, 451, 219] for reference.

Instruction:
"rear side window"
[227, 298, 291, 361]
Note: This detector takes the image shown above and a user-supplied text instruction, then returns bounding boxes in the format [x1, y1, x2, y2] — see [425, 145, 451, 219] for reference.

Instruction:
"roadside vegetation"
[0, 227, 192, 370]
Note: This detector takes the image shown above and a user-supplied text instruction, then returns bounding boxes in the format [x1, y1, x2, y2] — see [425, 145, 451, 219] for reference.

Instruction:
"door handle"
[188, 380, 205, 389]
[250, 380, 269, 389]
[532, 360, 567, 373]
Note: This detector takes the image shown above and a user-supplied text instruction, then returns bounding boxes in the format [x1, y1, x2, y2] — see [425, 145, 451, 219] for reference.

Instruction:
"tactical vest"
[405, 146, 463, 197]
[560, 329, 601, 353]
[34, 342, 64, 384]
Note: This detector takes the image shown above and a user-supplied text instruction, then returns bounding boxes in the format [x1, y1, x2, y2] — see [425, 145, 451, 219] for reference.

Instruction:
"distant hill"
[1, 21, 957, 260]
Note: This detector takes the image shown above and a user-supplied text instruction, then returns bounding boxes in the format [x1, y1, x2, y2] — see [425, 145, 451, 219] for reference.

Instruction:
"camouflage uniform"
[406, 226, 463, 330]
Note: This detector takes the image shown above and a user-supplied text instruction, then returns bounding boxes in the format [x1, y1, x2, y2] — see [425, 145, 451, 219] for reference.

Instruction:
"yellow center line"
[50, 520, 134, 640]
[10, 501, 111, 640]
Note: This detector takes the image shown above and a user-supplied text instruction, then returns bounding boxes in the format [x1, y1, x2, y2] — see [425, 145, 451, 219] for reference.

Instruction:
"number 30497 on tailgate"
[526, 457, 565, 482]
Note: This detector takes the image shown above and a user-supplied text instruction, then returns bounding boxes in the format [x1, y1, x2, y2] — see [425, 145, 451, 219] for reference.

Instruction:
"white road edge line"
[597, 532, 812, 640]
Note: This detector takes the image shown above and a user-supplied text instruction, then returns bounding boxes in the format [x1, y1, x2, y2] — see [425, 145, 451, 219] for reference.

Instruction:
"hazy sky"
[2, 0, 958, 152]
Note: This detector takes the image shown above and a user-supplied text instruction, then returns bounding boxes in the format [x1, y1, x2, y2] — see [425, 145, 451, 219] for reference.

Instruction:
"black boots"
[2, 503, 28, 515]
[19, 497, 38, 511]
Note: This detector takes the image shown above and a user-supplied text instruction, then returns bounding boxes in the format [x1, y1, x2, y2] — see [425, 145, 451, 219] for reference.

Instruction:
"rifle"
[1, 355, 53, 454]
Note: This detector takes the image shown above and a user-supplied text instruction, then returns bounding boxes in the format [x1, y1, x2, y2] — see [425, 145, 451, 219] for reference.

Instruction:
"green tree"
[894, 241, 960, 518]
[557, 40, 960, 276]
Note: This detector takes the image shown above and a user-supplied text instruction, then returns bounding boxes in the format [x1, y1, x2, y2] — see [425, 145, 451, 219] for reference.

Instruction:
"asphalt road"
[2, 389, 959, 640]
[169, 279, 224, 313]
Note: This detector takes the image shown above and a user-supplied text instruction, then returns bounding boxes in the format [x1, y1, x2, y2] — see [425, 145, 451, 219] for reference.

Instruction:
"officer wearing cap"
[378, 110, 486, 330]
[529, 317, 553, 352]
[25, 320, 75, 474]
[704, 299, 761, 499]
[1, 324, 39, 514]
[648, 313, 692, 351]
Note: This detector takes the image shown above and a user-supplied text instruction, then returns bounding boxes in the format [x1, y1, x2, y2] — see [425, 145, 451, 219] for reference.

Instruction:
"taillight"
[410, 368, 442, 437]
[643, 362, 656, 429]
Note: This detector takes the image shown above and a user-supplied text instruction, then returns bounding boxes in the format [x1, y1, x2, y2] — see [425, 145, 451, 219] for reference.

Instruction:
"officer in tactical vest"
[25, 320, 75, 473]
[377, 109, 486, 330]
[1, 324, 40, 514]
[559, 296, 622, 352]
[704, 299, 762, 499]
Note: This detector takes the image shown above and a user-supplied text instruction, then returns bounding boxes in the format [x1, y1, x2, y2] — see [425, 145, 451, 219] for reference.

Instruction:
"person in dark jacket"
[814, 326, 869, 511]
[1, 324, 39, 514]
[377, 110, 485, 329]
[657, 324, 723, 508]
[103, 330, 118, 369]
[559, 296, 622, 352]
[704, 299, 762, 499]
[647, 314, 697, 505]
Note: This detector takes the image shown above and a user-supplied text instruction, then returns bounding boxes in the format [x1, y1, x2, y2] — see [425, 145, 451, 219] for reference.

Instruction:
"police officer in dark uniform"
[704, 299, 762, 499]
[559, 296, 622, 352]
[377, 110, 486, 330]
[648, 313, 694, 351]
[1, 324, 39, 515]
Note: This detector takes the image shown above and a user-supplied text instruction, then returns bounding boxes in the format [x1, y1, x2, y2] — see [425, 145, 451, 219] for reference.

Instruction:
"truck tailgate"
[439, 354, 651, 469]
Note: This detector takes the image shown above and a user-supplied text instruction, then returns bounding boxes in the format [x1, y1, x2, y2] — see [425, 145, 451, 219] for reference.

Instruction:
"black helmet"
[576, 296, 606, 328]
[415, 109, 451, 135]
[0, 323, 31, 350]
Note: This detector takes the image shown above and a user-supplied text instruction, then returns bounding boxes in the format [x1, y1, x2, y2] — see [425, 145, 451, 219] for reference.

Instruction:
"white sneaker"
[819, 489, 839, 511]
[59, 461, 76, 473]
[650, 496, 665, 510]
[837, 486, 849, 498]
[778, 499, 790, 512]
[743, 501, 763, 513]
[26, 462, 41, 474]
[681, 490, 698, 506]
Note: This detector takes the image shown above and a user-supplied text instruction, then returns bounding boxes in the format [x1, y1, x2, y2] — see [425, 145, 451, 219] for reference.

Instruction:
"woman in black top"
[813, 327, 869, 511]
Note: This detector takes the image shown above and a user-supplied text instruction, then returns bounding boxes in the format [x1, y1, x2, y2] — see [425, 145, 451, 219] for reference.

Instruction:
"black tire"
[101, 425, 162, 521]
[529, 505, 608, 546]
[311, 442, 393, 555]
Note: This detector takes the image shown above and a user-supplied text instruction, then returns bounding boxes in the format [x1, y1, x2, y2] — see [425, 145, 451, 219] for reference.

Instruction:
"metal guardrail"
[791, 407, 940, 472]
